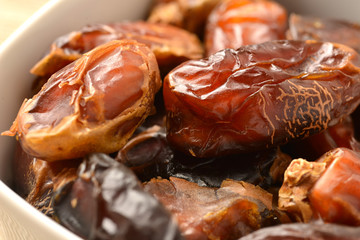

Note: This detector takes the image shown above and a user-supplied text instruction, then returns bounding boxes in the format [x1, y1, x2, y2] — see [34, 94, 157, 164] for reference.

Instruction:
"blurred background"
[0, 0, 48, 44]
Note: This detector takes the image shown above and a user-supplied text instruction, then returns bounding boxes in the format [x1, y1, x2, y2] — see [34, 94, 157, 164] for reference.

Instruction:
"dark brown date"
[117, 125, 291, 188]
[30, 21, 203, 77]
[205, 0, 287, 56]
[144, 177, 282, 240]
[238, 222, 360, 240]
[53, 153, 183, 240]
[163, 40, 360, 158]
[287, 13, 360, 53]
[3, 40, 161, 161]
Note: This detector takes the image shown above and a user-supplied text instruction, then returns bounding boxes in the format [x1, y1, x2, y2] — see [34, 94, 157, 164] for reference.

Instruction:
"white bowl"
[0, 0, 359, 239]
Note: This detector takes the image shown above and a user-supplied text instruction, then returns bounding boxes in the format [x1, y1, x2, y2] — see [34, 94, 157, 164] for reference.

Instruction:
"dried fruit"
[164, 40, 360, 158]
[205, 0, 287, 56]
[144, 177, 279, 240]
[287, 13, 360, 53]
[3, 40, 161, 161]
[117, 125, 286, 188]
[53, 153, 183, 240]
[309, 148, 360, 225]
[30, 21, 203, 77]
[147, 0, 222, 36]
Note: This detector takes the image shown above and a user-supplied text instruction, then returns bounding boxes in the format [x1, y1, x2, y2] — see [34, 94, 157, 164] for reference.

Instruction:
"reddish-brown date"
[30, 21, 203, 77]
[144, 177, 281, 240]
[205, 0, 287, 56]
[278, 148, 360, 225]
[287, 13, 360, 53]
[309, 148, 360, 225]
[3, 40, 161, 161]
[163, 40, 360, 158]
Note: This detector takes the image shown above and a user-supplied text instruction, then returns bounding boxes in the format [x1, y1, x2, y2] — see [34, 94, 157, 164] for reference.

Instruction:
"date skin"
[53, 153, 183, 240]
[205, 0, 287, 56]
[287, 13, 360, 53]
[3, 40, 161, 161]
[144, 177, 280, 240]
[30, 21, 203, 77]
[163, 40, 360, 158]
[238, 222, 360, 240]
[278, 148, 360, 225]
[116, 126, 291, 189]
[147, 0, 222, 37]
[282, 116, 360, 161]
[117, 125, 290, 188]
[309, 148, 360, 225]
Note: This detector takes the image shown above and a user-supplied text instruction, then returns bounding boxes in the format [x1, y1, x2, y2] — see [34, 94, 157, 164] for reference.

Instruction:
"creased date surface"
[3, 40, 161, 161]
[164, 40, 360, 158]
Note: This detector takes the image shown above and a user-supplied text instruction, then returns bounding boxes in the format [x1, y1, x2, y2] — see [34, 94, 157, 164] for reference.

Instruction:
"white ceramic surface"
[0, 0, 359, 239]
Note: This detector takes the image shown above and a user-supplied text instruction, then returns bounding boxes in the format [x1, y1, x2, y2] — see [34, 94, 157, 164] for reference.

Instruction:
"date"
[30, 21, 203, 77]
[287, 13, 360, 53]
[278, 148, 360, 225]
[3, 40, 161, 161]
[147, 0, 222, 37]
[164, 40, 360, 158]
[117, 125, 290, 188]
[309, 148, 360, 225]
[53, 153, 183, 240]
[205, 0, 287, 56]
[281, 116, 360, 161]
[144, 177, 282, 240]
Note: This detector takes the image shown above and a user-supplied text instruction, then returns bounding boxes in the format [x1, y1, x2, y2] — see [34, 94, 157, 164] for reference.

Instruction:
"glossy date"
[164, 40, 360, 158]
[53, 153, 183, 240]
[205, 0, 287, 56]
[3, 40, 161, 161]
[31, 21, 204, 77]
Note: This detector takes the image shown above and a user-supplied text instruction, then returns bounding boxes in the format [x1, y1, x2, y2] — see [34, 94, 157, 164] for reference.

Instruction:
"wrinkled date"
[205, 0, 287, 56]
[309, 148, 360, 225]
[282, 116, 360, 161]
[164, 40, 360, 158]
[278, 148, 360, 225]
[30, 21, 203, 77]
[53, 153, 183, 240]
[3, 40, 161, 161]
[144, 177, 281, 240]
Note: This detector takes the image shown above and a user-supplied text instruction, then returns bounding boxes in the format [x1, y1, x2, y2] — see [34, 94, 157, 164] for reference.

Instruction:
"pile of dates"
[4, 0, 360, 239]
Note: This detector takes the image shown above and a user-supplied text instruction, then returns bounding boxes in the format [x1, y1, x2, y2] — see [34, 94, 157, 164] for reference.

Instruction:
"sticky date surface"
[30, 21, 203, 77]
[53, 153, 183, 240]
[4, 40, 161, 161]
[164, 40, 360, 158]
[205, 0, 287, 56]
